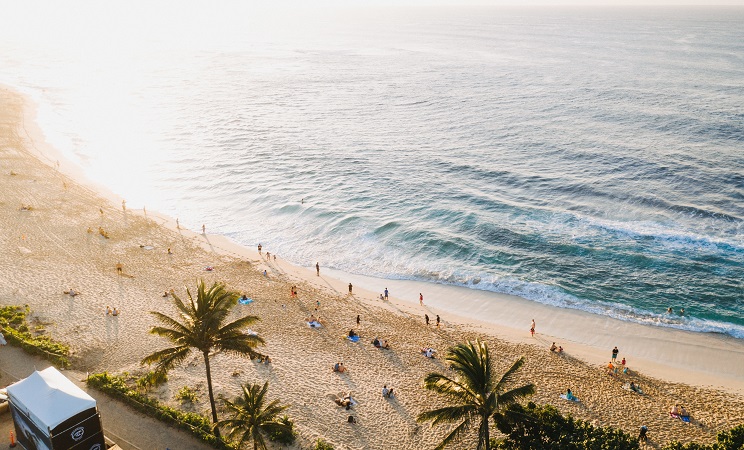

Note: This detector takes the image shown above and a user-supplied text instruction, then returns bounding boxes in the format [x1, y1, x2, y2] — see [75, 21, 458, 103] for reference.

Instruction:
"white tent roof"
[6, 367, 96, 433]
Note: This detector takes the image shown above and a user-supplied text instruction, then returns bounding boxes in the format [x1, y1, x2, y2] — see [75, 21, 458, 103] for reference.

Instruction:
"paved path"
[0, 346, 213, 450]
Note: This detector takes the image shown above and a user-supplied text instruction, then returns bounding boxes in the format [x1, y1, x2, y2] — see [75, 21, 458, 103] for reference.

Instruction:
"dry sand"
[1, 85, 744, 449]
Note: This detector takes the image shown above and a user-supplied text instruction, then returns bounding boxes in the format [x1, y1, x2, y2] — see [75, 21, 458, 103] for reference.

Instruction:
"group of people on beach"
[424, 314, 441, 327]
[670, 404, 691, 421]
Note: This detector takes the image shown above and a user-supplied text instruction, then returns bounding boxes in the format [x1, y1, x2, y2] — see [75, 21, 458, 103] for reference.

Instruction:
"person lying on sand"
[372, 337, 391, 349]
[64, 289, 80, 297]
[421, 347, 436, 358]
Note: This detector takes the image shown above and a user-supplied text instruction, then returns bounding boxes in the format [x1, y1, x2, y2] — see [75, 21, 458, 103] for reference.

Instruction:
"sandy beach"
[2, 85, 744, 449]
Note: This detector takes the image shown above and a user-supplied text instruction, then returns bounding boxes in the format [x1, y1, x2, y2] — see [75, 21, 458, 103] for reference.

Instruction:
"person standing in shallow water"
[316, 262, 320, 276]
[384, 288, 389, 301]
[530, 319, 536, 336]
[419, 293, 424, 306]
[436, 315, 440, 328]
[349, 283, 353, 294]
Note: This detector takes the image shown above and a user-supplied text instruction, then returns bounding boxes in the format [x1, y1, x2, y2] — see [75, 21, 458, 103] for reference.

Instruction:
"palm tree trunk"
[478, 416, 490, 450]
[203, 351, 221, 437]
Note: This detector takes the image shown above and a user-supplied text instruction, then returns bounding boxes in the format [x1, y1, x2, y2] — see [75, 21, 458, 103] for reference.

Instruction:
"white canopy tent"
[7, 367, 96, 434]
[7, 367, 104, 450]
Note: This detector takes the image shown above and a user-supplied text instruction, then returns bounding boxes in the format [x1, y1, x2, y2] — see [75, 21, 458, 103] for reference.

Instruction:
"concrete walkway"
[0, 346, 213, 450]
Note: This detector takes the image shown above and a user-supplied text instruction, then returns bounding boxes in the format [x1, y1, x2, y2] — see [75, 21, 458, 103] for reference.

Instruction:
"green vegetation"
[492, 402, 639, 449]
[314, 438, 335, 450]
[86, 372, 234, 449]
[268, 415, 296, 445]
[0, 305, 70, 368]
[216, 381, 294, 450]
[141, 280, 264, 433]
[175, 385, 199, 404]
[417, 339, 535, 450]
[136, 370, 168, 391]
[661, 424, 744, 450]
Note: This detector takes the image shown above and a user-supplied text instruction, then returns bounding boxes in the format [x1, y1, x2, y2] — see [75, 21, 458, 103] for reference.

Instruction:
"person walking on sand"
[356, 314, 361, 326]
[425, 314, 430, 325]
[612, 346, 619, 362]
[121, 200, 126, 211]
[384, 288, 389, 301]
[258, 243, 262, 254]
[530, 319, 535, 336]
[436, 315, 441, 328]
[419, 293, 424, 306]
[176, 218, 180, 229]
[349, 283, 353, 294]
[116, 262, 123, 275]
[202, 224, 206, 234]
[316, 262, 320, 276]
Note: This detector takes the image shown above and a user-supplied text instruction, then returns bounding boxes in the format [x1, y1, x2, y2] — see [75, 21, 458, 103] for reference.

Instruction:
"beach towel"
[559, 394, 580, 402]
[347, 335, 360, 343]
[238, 298, 254, 305]
[307, 321, 322, 328]
[681, 416, 691, 423]
[670, 413, 680, 419]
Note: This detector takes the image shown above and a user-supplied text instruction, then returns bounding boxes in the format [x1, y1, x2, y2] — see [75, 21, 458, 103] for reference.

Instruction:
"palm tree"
[141, 280, 264, 432]
[216, 381, 291, 450]
[417, 339, 535, 450]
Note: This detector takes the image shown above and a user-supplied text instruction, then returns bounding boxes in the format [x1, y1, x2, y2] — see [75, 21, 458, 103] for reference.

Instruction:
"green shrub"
[175, 386, 199, 404]
[136, 370, 168, 391]
[0, 306, 70, 368]
[314, 438, 335, 450]
[662, 424, 744, 450]
[87, 372, 235, 449]
[269, 415, 296, 445]
[493, 402, 639, 449]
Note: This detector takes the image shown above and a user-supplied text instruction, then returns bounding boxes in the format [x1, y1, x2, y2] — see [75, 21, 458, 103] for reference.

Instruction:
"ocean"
[1, 5, 742, 337]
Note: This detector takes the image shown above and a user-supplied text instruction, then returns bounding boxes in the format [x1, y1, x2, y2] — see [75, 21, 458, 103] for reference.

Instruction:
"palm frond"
[417, 405, 476, 425]
[149, 311, 193, 336]
[497, 383, 536, 406]
[217, 315, 261, 335]
[446, 340, 492, 394]
[140, 345, 190, 373]
[433, 419, 472, 450]
[495, 356, 526, 390]
[423, 372, 478, 404]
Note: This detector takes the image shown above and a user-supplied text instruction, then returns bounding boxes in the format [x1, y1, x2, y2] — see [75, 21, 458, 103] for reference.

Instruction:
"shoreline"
[3, 84, 744, 448]
[9, 81, 744, 395]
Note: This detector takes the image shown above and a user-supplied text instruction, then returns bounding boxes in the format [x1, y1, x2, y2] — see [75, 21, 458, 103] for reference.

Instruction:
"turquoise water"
[1, 6, 742, 337]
